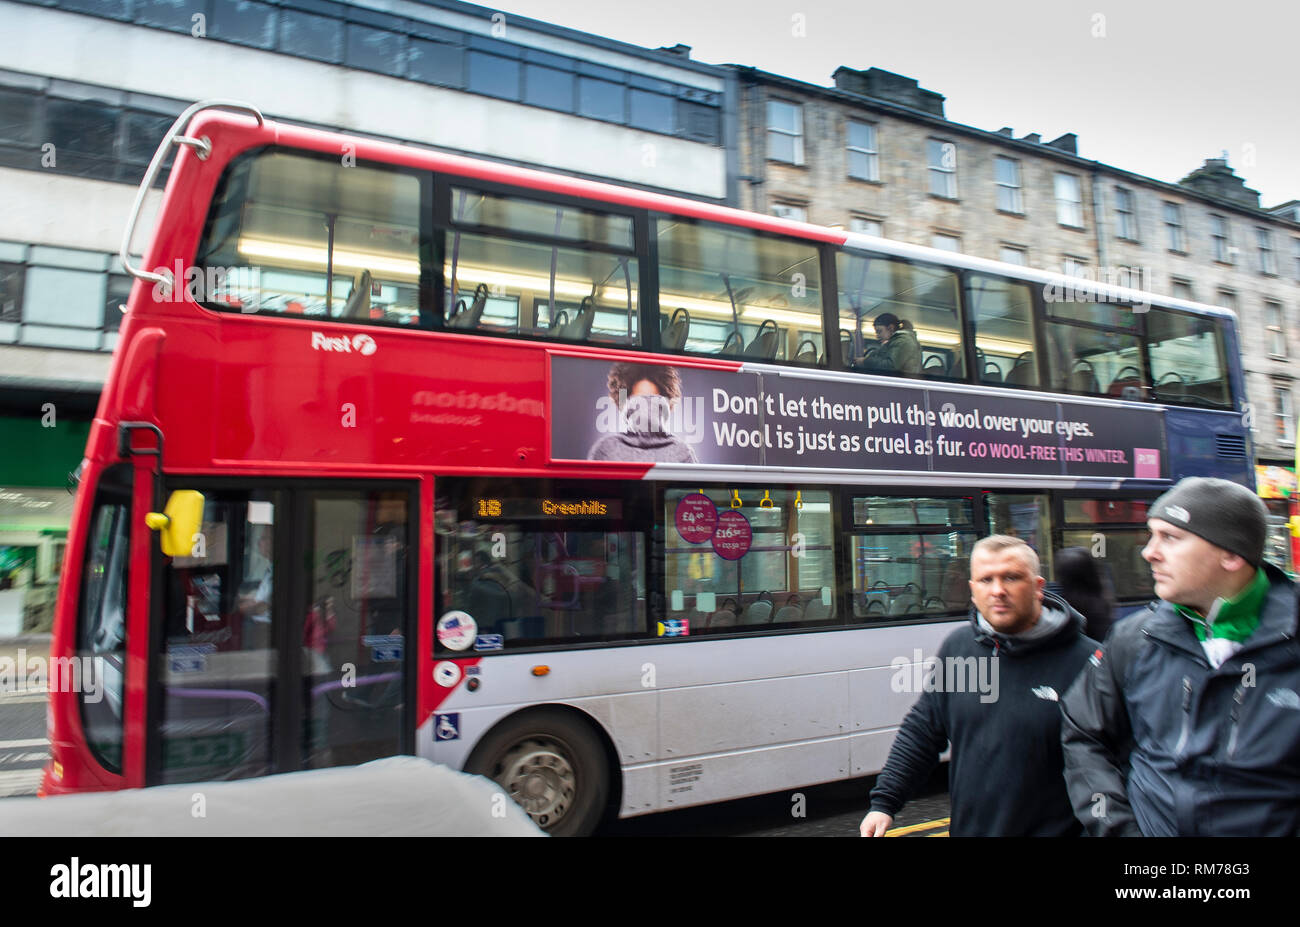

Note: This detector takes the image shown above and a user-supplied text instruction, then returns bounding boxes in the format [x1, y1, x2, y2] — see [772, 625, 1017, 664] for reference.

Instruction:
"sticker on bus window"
[437, 610, 477, 651]
[675, 493, 718, 544]
[434, 661, 462, 688]
[474, 634, 504, 652]
[657, 619, 689, 637]
[712, 510, 752, 560]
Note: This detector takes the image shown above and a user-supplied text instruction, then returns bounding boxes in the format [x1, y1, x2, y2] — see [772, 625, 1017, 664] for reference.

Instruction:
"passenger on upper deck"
[856, 313, 921, 376]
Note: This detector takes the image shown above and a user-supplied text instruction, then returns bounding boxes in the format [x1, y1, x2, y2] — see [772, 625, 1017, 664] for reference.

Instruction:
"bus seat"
[661, 308, 690, 350]
[562, 297, 596, 340]
[982, 362, 1003, 383]
[1069, 360, 1099, 394]
[802, 598, 830, 622]
[746, 599, 773, 623]
[746, 319, 780, 359]
[774, 603, 802, 623]
[448, 283, 489, 329]
[339, 270, 371, 319]
[888, 593, 922, 616]
[794, 338, 819, 364]
[720, 330, 744, 356]
[922, 354, 946, 376]
[1005, 352, 1036, 385]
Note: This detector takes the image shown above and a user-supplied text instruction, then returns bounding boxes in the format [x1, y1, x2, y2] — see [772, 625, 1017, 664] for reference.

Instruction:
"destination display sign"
[549, 355, 1168, 481]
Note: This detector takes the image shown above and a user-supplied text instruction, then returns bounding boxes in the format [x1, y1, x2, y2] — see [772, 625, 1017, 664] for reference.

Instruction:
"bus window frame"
[192, 145, 435, 332]
[840, 488, 983, 624]
[431, 174, 649, 346]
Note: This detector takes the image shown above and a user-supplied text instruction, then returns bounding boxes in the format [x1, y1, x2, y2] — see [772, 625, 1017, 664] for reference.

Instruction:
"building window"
[1063, 256, 1089, 277]
[770, 203, 807, 223]
[1294, 238, 1300, 282]
[1114, 187, 1137, 240]
[767, 100, 803, 165]
[1217, 289, 1237, 314]
[1275, 384, 1295, 443]
[1266, 301, 1287, 356]
[994, 156, 1022, 213]
[1055, 173, 1083, 228]
[846, 121, 878, 182]
[578, 76, 624, 122]
[1258, 228, 1277, 275]
[0, 262, 23, 325]
[1164, 202, 1186, 252]
[931, 233, 961, 252]
[850, 217, 883, 237]
[926, 139, 957, 198]
[1209, 215, 1232, 263]
[999, 245, 1027, 266]
[1170, 277, 1194, 301]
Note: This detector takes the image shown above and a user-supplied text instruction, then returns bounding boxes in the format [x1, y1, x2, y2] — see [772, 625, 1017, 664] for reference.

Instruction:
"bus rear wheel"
[466, 710, 609, 837]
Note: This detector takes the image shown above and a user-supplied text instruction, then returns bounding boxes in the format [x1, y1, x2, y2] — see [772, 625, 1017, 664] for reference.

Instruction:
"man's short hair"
[971, 535, 1041, 577]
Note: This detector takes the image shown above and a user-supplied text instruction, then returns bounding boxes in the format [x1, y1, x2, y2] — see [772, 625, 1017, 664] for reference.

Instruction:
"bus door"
[147, 483, 416, 785]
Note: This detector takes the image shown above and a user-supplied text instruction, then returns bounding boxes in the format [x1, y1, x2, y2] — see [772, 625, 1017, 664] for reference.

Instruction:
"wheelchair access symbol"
[435, 713, 460, 741]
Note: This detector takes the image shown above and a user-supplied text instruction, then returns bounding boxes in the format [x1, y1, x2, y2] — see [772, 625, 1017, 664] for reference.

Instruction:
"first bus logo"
[311, 331, 377, 355]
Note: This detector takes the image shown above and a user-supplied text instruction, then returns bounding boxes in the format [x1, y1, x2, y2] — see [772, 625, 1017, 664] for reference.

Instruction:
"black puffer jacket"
[1060, 563, 1300, 836]
[868, 594, 1096, 836]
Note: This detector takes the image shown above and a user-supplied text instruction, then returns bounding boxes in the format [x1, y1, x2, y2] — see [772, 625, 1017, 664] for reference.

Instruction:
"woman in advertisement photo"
[588, 362, 700, 463]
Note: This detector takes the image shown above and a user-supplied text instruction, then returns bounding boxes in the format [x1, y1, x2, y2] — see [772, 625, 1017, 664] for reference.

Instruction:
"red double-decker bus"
[45, 102, 1251, 835]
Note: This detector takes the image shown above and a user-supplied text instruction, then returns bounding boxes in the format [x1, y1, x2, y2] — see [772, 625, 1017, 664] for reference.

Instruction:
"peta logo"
[1031, 686, 1059, 702]
[311, 332, 377, 355]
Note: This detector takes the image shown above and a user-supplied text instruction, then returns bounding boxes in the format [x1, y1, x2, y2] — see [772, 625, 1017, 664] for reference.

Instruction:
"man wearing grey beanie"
[1060, 476, 1300, 836]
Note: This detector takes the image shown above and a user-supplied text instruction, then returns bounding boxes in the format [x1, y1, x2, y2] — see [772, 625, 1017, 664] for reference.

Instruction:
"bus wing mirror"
[147, 490, 205, 556]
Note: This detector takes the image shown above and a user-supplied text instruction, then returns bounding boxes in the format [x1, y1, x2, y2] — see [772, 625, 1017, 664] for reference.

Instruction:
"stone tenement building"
[733, 64, 1300, 473]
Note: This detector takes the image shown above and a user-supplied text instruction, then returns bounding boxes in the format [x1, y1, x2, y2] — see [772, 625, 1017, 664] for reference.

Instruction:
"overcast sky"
[492, 0, 1298, 207]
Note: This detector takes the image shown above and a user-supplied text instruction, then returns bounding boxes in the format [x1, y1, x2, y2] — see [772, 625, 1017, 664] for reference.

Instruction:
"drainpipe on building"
[1091, 166, 1108, 278]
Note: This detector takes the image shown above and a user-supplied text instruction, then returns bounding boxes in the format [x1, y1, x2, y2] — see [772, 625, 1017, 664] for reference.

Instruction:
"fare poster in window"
[549, 354, 1169, 481]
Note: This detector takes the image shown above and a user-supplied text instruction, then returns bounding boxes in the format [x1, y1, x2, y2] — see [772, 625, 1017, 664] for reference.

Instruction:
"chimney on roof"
[996, 127, 1014, 137]
[832, 67, 945, 117]
[1046, 132, 1077, 154]
[1021, 133, 1041, 144]
[1178, 158, 1260, 209]
[658, 43, 691, 58]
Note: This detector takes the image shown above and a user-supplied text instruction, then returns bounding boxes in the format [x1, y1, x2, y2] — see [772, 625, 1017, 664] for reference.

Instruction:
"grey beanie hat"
[1149, 476, 1268, 566]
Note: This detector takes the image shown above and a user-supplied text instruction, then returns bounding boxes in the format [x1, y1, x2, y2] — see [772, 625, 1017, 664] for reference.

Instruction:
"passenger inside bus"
[855, 313, 922, 375]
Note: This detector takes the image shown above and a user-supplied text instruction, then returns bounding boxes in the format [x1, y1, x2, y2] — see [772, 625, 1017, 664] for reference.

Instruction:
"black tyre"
[465, 709, 610, 837]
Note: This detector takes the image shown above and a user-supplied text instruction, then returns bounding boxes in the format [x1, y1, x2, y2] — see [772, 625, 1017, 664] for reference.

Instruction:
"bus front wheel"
[466, 709, 609, 837]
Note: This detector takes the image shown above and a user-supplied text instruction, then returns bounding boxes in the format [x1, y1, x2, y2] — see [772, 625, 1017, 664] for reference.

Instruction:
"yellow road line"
[886, 816, 950, 836]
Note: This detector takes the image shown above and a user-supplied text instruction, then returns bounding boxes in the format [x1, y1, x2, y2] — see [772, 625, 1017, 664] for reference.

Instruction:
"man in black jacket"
[860, 535, 1097, 836]
[1060, 477, 1300, 836]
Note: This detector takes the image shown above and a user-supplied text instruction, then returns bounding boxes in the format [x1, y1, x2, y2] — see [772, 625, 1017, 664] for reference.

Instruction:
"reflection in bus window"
[850, 496, 976, 618]
[967, 275, 1036, 386]
[1042, 298, 1144, 397]
[985, 493, 1053, 582]
[436, 480, 647, 646]
[1060, 496, 1155, 601]
[1146, 309, 1230, 407]
[195, 151, 423, 325]
[663, 487, 836, 630]
[837, 251, 962, 379]
[656, 219, 823, 362]
[444, 187, 639, 344]
[443, 232, 638, 344]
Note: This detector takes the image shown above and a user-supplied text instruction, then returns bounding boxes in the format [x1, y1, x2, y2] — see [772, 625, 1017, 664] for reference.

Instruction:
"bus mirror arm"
[120, 100, 265, 286]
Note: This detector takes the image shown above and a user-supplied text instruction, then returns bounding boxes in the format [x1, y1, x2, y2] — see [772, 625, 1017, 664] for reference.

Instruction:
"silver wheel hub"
[499, 738, 576, 829]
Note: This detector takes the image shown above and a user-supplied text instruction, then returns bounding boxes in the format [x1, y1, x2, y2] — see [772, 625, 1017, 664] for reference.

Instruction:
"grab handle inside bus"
[146, 490, 205, 557]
